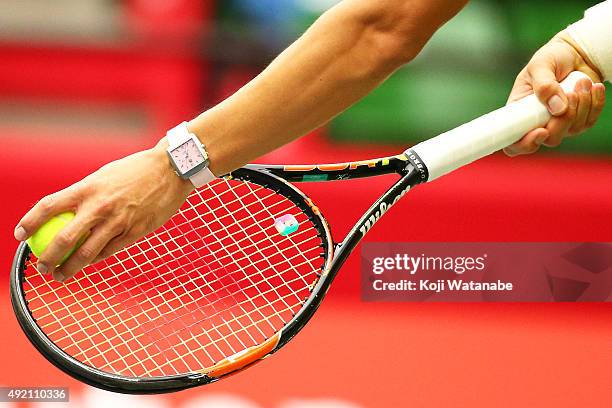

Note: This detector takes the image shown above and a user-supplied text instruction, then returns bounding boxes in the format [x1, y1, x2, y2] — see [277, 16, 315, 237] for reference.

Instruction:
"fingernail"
[53, 271, 66, 283]
[14, 226, 27, 241]
[547, 95, 566, 115]
[38, 263, 48, 274]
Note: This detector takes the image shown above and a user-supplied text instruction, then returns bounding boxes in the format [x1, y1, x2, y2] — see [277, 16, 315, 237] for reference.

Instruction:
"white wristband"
[567, 0, 612, 81]
[167, 122, 216, 188]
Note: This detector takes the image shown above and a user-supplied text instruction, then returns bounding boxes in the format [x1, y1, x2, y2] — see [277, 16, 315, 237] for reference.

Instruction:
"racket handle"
[410, 71, 592, 181]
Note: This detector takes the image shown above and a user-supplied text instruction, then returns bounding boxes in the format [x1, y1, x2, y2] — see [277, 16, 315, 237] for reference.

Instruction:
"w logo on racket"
[359, 185, 411, 236]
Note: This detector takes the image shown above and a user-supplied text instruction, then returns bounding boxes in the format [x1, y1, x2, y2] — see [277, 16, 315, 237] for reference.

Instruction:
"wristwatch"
[166, 122, 216, 188]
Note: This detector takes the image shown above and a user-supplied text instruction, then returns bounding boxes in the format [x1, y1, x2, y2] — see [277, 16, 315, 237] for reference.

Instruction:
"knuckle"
[579, 90, 591, 101]
[95, 199, 115, 215]
[76, 181, 94, 196]
[38, 195, 56, 212]
[56, 231, 76, 247]
[535, 81, 556, 97]
[76, 245, 97, 261]
[65, 182, 85, 199]
[110, 222, 127, 236]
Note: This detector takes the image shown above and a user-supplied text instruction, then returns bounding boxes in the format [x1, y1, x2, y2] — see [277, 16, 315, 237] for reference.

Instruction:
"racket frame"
[10, 155, 423, 393]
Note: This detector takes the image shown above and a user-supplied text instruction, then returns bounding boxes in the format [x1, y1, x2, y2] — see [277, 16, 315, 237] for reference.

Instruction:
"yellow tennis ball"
[26, 212, 85, 266]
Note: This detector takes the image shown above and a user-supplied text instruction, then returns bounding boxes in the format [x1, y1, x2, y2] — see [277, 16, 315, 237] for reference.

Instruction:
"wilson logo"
[359, 186, 411, 235]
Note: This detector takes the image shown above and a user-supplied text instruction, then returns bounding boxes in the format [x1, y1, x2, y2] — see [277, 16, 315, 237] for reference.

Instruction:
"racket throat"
[327, 168, 424, 278]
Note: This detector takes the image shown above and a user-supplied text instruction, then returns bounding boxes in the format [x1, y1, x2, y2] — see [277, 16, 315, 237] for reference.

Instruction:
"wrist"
[152, 137, 195, 196]
[555, 31, 604, 82]
[186, 118, 225, 177]
[565, 2, 612, 82]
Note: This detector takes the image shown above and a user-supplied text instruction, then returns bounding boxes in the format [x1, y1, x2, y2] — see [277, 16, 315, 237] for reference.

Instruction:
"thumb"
[528, 65, 569, 116]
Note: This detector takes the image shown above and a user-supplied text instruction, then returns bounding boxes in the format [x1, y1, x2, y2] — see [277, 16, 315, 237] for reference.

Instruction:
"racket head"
[10, 167, 334, 394]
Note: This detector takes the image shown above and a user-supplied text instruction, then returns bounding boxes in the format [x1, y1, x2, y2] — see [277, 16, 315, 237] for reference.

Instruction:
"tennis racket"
[11, 72, 589, 394]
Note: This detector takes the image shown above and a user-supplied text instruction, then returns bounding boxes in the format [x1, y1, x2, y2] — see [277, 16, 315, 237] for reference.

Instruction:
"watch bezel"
[166, 135, 210, 180]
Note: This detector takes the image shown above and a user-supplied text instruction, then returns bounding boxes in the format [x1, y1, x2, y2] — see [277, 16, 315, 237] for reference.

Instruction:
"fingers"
[586, 83, 606, 129]
[569, 79, 593, 135]
[505, 92, 578, 156]
[36, 211, 96, 277]
[527, 64, 568, 116]
[91, 221, 151, 265]
[507, 70, 536, 104]
[15, 185, 82, 241]
[504, 128, 549, 157]
[91, 238, 131, 266]
[54, 224, 124, 282]
[542, 92, 578, 147]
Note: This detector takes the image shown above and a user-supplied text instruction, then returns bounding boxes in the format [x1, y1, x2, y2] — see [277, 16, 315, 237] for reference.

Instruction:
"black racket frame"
[10, 150, 426, 393]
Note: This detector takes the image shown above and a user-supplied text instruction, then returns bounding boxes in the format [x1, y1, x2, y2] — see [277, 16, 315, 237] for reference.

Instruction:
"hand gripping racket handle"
[410, 71, 592, 181]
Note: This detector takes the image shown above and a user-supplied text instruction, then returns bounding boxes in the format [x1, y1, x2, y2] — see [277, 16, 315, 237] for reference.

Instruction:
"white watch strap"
[189, 168, 216, 188]
[166, 122, 216, 188]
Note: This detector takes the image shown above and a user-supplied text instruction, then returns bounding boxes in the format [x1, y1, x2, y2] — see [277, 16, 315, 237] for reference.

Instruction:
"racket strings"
[28, 223, 319, 320]
[27, 193, 310, 374]
[31, 204, 321, 339]
[26, 183, 315, 315]
[25, 186, 321, 313]
[35, 239, 320, 339]
[30, 225, 321, 345]
[44, 249, 319, 366]
[23, 177, 327, 378]
[25, 183, 279, 297]
[31, 254, 316, 360]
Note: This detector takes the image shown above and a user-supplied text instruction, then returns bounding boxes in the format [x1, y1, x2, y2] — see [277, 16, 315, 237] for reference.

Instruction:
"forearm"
[183, 0, 467, 176]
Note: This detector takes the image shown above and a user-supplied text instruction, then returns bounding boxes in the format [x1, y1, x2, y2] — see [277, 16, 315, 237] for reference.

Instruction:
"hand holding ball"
[26, 212, 87, 266]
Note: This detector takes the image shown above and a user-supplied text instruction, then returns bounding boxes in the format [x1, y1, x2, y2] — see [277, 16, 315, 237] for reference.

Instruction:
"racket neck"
[329, 167, 424, 276]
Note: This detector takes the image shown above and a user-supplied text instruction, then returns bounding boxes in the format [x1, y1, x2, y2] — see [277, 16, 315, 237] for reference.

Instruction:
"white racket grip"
[410, 71, 591, 181]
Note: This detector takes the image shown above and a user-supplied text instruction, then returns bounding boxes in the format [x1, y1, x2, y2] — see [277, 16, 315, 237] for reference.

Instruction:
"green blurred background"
[219, 0, 610, 153]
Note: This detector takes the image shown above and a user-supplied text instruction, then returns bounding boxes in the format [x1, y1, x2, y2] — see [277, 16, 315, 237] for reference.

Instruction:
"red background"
[2, 133, 611, 407]
[1, 1, 611, 406]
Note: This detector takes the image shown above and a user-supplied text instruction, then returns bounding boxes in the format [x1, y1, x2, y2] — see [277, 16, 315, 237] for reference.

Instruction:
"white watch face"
[170, 138, 206, 175]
